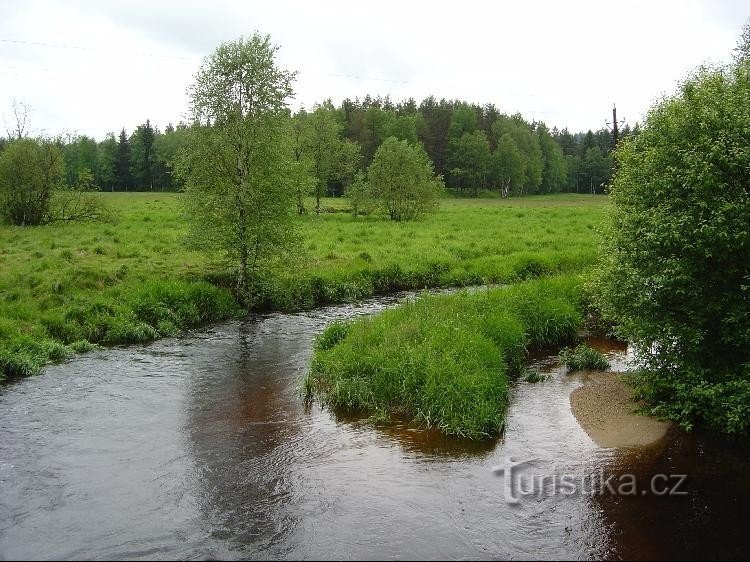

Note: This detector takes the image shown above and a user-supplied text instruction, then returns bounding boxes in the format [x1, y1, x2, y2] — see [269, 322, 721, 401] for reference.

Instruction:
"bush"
[559, 344, 610, 372]
[0, 139, 65, 226]
[593, 53, 750, 434]
[367, 137, 444, 221]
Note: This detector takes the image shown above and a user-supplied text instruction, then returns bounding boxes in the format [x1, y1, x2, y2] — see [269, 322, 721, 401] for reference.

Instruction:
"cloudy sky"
[1, 0, 747, 139]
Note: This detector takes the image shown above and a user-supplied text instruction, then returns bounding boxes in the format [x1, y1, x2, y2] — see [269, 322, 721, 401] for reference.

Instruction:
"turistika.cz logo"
[492, 457, 688, 505]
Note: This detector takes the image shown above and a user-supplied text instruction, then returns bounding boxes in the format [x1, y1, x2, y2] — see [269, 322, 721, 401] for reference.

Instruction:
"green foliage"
[559, 344, 610, 372]
[582, 147, 611, 194]
[346, 171, 376, 218]
[306, 276, 583, 439]
[492, 133, 525, 197]
[314, 320, 350, 351]
[537, 124, 568, 193]
[593, 58, 750, 434]
[129, 120, 156, 190]
[448, 130, 491, 196]
[367, 137, 444, 221]
[0, 138, 65, 226]
[116, 129, 131, 190]
[300, 105, 360, 210]
[97, 133, 118, 190]
[175, 34, 299, 303]
[489, 115, 543, 195]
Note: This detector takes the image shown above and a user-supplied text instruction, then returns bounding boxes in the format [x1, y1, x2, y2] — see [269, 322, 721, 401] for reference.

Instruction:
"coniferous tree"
[116, 128, 131, 190]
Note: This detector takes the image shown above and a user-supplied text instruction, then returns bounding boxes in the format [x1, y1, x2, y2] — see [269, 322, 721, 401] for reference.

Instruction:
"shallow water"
[1, 292, 748, 560]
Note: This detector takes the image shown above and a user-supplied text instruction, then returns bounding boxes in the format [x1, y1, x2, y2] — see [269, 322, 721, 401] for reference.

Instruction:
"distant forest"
[0, 95, 636, 196]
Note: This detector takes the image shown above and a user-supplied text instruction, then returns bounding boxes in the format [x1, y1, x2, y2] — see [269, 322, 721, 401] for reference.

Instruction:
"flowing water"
[1, 292, 749, 560]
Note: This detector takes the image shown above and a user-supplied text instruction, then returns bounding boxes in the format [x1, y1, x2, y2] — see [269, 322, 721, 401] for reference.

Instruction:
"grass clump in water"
[522, 368, 549, 383]
[559, 343, 610, 372]
[306, 276, 583, 439]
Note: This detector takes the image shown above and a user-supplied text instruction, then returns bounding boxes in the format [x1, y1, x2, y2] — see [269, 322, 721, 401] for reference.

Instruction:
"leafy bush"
[559, 344, 610, 372]
[593, 52, 750, 434]
[0, 139, 64, 226]
[367, 137, 444, 221]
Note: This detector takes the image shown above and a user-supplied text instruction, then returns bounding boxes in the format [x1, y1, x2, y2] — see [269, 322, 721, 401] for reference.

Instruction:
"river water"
[1, 292, 749, 560]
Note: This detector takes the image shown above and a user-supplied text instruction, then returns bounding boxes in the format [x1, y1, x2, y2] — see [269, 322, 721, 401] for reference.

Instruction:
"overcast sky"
[1, 0, 747, 140]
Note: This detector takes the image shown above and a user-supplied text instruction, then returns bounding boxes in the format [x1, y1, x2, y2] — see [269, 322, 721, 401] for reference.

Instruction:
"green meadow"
[0, 192, 607, 381]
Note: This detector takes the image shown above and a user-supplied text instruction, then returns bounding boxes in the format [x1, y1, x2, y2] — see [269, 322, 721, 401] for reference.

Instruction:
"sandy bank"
[570, 372, 672, 448]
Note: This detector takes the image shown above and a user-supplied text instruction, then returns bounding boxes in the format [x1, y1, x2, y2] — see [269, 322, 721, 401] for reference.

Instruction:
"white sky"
[0, 0, 747, 140]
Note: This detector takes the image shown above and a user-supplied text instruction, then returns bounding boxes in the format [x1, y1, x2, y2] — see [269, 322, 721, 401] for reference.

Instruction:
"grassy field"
[0, 192, 608, 380]
[306, 276, 584, 439]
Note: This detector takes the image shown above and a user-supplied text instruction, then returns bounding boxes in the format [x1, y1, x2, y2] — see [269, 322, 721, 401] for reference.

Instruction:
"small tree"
[289, 159, 315, 215]
[301, 105, 360, 210]
[0, 138, 64, 225]
[368, 137, 443, 221]
[492, 133, 524, 198]
[346, 171, 376, 218]
[175, 34, 298, 304]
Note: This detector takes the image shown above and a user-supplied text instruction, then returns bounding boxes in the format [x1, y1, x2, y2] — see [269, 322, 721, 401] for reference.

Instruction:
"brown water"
[1, 292, 749, 560]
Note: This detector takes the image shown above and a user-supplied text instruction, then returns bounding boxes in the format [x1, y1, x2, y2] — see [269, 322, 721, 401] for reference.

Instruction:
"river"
[1, 291, 749, 560]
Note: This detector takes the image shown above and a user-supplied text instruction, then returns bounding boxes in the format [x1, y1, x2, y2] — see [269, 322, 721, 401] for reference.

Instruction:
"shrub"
[593, 52, 750, 433]
[0, 139, 65, 226]
[367, 137, 444, 221]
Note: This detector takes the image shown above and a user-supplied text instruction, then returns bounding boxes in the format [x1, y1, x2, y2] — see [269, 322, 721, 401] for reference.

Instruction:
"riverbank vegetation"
[592, 35, 750, 435]
[305, 276, 584, 439]
[0, 192, 606, 381]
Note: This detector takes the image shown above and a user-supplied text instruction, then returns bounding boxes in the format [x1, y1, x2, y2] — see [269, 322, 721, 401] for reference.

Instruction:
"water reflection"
[595, 428, 750, 560]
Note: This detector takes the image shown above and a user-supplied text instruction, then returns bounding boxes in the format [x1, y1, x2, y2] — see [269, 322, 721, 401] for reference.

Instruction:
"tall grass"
[0, 192, 605, 381]
[306, 276, 584, 439]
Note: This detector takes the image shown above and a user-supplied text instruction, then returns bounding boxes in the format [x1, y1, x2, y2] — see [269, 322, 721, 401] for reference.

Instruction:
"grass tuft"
[559, 344, 610, 372]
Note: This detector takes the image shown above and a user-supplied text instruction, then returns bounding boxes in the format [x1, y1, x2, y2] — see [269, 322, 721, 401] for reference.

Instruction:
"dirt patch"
[570, 372, 672, 448]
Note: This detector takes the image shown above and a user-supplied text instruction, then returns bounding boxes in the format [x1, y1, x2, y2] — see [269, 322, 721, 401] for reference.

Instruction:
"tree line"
[1, 99, 633, 197]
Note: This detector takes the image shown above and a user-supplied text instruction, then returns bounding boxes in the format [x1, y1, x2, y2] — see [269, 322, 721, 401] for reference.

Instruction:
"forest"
[0, 96, 630, 197]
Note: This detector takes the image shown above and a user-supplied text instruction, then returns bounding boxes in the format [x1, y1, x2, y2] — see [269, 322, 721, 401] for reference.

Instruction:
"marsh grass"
[306, 276, 583, 439]
[559, 343, 611, 372]
[0, 192, 606, 381]
[522, 368, 550, 383]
